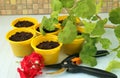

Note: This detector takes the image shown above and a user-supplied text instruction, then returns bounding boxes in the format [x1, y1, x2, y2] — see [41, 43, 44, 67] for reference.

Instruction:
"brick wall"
[0, 0, 120, 15]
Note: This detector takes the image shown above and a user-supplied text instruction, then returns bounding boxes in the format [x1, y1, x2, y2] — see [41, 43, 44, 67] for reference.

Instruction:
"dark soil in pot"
[14, 21, 34, 27]
[36, 27, 59, 33]
[9, 32, 33, 41]
[77, 32, 82, 35]
[59, 20, 64, 24]
[36, 41, 59, 49]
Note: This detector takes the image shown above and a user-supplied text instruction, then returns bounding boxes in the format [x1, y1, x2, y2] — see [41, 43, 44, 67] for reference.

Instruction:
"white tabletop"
[0, 13, 120, 78]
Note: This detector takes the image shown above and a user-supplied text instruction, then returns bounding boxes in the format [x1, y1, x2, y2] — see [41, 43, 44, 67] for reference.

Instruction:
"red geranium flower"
[17, 52, 44, 78]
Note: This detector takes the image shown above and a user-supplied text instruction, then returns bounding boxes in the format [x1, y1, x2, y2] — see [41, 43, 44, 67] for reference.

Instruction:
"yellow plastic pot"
[31, 35, 62, 65]
[62, 26, 84, 55]
[58, 15, 68, 22]
[11, 17, 38, 29]
[6, 28, 36, 57]
[77, 26, 85, 33]
[34, 23, 61, 36]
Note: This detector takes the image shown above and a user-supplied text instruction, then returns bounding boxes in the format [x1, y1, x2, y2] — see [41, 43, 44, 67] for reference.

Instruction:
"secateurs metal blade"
[45, 50, 117, 78]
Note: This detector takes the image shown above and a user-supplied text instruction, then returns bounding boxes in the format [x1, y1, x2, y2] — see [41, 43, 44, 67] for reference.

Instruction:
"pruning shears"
[45, 50, 117, 78]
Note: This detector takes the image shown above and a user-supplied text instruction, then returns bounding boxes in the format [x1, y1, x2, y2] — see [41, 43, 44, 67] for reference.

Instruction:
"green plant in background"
[109, 8, 120, 56]
[106, 60, 120, 71]
[40, 0, 120, 67]
[105, 7, 120, 71]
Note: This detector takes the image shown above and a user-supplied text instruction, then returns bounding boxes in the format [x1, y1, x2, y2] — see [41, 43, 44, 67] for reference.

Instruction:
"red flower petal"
[17, 52, 44, 78]
[17, 68, 27, 78]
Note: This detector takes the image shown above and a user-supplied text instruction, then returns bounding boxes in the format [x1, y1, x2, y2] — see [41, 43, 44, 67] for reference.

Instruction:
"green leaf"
[61, 18, 67, 27]
[106, 60, 120, 71]
[60, 0, 74, 8]
[91, 15, 98, 21]
[51, 0, 63, 11]
[100, 38, 111, 49]
[41, 16, 48, 26]
[80, 34, 97, 66]
[96, 0, 103, 13]
[76, 35, 83, 39]
[40, 16, 48, 35]
[117, 50, 120, 58]
[40, 16, 59, 35]
[44, 18, 58, 31]
[73, 0, 96, 19]
[109, 7, 120, 24]
[91, 19, 107, 37]
[82, 21, 96, 34]
[114, 25, 120, 39]
[51, 11, 59, 19]
[58, 20, 77, 44]
[81, 55, 97, 66]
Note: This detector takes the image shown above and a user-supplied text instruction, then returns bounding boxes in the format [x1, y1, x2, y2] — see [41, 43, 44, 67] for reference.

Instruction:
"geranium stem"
[104, 24, 116, 29]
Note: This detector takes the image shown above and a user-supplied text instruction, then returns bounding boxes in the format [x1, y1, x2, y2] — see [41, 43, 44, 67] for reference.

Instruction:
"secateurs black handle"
[67, 65, 117, 78]
[94, 50, 109, 57]
[45, 50, 110, 69]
